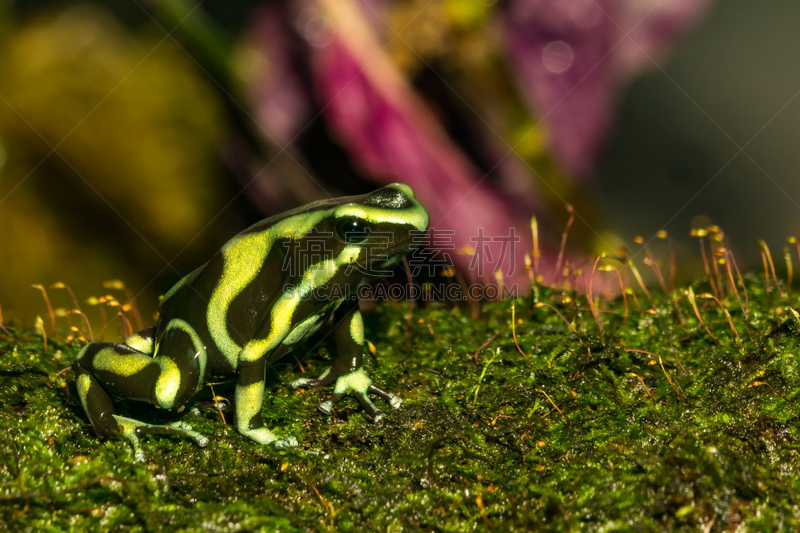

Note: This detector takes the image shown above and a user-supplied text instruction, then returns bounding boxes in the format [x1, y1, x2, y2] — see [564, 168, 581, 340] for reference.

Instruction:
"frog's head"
[327, 183, 429, 279]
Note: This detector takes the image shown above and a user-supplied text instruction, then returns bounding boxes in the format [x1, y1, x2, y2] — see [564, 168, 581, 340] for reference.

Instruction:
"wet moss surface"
[3, 275, 800, 531]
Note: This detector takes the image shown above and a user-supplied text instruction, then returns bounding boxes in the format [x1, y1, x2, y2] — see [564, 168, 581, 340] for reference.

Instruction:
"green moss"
[3, 275, 800, 530]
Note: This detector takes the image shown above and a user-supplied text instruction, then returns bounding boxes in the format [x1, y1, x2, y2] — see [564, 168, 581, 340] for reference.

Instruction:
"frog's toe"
[317, 399, 335, 415]
[367, 407, 385, 423]
[241, 426, 279, 445]
[291, 377, 322, 389]
[240, 427, 297, 449]
[321, 370, 400, 421]
[368, 384, 402, 409]
[273, 436, 298, 449]
[300, 367, 401, 421]
[168, 421, 209, 448]
[319, 391, 385, 421]
[353, 392, 385, 422]
[291, 367, 335, 390]
[113, 414, 213, 461]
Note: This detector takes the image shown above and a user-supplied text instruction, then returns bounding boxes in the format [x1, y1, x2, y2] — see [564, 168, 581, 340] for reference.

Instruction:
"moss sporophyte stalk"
[4, 226, 800, 530]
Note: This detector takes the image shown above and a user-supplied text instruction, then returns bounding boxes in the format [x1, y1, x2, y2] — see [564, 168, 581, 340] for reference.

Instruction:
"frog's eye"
[335, 218, 371, 244]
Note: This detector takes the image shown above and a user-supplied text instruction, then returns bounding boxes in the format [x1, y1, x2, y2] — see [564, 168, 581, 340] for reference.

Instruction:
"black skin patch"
[362, 188, 412, 210]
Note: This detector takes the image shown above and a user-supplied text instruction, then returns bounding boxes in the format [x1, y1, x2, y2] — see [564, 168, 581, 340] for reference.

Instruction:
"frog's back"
[155, 205, 325, 370]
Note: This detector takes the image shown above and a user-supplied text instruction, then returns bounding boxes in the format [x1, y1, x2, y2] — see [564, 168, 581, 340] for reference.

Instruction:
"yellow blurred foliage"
[0, 5, 228, 326]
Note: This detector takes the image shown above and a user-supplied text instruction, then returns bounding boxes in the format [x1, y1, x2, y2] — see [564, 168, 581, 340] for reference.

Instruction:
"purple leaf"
[248, 5, 312, 147]
[503, 0, 713, 177]
[308, 6, 536, 288]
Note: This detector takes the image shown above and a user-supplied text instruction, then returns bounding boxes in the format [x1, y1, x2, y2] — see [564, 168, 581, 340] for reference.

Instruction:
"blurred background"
[1, 0, 798, 331]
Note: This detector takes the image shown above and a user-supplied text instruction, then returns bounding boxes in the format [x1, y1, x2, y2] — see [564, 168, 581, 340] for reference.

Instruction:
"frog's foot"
[112, 415, 209, 462]
[239, 426, 298, 449]
[291, 368, 402, 421]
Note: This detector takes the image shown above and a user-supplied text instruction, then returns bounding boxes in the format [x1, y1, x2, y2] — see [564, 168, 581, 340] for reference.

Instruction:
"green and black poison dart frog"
[73, 183, 429, 460]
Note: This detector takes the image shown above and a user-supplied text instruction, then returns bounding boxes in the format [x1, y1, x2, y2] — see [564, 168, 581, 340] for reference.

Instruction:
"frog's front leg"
[73, 322, 210, 460]
[234, 351, 298, 449]
[292, 300, 402, 421]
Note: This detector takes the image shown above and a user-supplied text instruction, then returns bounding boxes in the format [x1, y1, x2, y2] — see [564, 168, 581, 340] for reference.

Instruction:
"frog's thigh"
[149, 318, 209, 409]
[76, 319, 207, 411]
[73, 343, 162, 437]
[125, 326, 156, 353]
[74, 343, 160, 401]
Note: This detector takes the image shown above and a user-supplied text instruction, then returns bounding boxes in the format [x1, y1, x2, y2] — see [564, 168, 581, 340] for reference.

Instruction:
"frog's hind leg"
[73, 320, 209, 460]
[73, 327, 158, 439]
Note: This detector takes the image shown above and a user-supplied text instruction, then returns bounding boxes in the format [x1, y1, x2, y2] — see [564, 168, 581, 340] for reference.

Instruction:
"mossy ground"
[2, 274, 800, 531]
